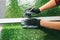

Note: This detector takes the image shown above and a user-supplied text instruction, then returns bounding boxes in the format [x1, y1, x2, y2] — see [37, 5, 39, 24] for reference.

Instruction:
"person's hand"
[27, 8, 40, 14]
[24, 8, 40, 18]
[21, 18, 41, 29]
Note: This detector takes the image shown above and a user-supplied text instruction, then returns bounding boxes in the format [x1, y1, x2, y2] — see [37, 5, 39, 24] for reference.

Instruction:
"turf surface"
[2, 0, 60, 40]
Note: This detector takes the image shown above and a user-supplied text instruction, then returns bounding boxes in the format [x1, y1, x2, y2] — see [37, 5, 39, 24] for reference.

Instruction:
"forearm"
[39, 0, 57, 11]
[40, 20, 60, 30]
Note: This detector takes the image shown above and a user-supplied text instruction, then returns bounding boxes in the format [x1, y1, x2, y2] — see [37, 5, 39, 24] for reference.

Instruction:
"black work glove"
[24, 8, 40, 18]
[21, 18, 41, 29]
[26, 8, 40, 13]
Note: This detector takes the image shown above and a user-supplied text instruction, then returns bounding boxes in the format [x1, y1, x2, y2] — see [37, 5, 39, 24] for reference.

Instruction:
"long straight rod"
[0, 16, 60, 23]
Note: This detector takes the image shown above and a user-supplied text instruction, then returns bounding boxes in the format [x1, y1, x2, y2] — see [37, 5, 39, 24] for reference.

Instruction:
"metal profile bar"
[0, 16, 59, 23]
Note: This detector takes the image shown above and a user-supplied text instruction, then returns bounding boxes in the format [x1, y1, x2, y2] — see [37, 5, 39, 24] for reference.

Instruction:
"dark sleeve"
[55, 0, 60, 5]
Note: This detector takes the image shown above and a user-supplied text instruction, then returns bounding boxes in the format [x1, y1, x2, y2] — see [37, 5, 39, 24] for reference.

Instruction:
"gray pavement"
[0, 0, 6, 40]
[0, 0, 6, 18]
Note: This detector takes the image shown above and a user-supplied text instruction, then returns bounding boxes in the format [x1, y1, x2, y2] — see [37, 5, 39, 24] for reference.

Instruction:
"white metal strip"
[0, 16, 60, 23]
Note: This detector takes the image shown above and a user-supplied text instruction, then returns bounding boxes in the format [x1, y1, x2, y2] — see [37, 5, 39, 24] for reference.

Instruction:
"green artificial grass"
[2, 25, 60, 40]
[2, 0, 60, 40]
[2, 26, 46, 40]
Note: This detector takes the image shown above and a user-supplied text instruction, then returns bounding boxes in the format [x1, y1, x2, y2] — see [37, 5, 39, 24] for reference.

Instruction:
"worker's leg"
[40, 20, 60, 30]
[39, 0, 57, 11]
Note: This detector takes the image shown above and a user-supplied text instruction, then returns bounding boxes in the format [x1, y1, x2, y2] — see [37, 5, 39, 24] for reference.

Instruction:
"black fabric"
[24, 8, 40, 18]
[55, 0, 60, 6]
[24, 18, 41, 26]
[31, 8, 40, 14]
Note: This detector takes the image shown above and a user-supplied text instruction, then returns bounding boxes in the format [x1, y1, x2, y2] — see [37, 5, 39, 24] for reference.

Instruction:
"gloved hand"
[24, 8, 40, 18]
[21, 18, 41, 29]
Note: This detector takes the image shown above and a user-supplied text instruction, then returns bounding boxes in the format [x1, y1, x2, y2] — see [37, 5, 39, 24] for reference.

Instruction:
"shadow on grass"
[38, 26, 60, 40]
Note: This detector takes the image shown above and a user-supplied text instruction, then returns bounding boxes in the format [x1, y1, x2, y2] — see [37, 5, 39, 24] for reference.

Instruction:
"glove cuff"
[37, 19, 41, 27]
[31, 8, 41, 14]
[35, 8, 41, 13]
